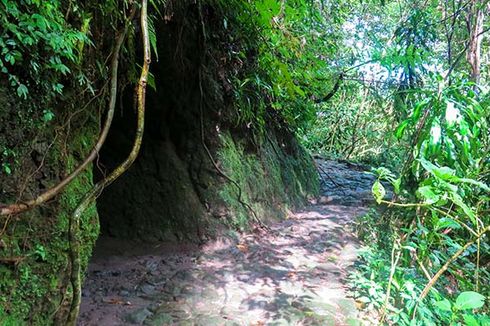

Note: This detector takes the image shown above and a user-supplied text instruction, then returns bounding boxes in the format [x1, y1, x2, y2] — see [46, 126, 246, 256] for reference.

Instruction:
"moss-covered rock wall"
[94, 0, 318, 242]
[0, 1, 318, 324]
[0, 1, 115, 322]
[0, 86, 101, 325]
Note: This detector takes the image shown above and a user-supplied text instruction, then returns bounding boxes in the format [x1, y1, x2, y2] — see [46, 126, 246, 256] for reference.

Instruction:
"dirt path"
[79, 160, 372, 325]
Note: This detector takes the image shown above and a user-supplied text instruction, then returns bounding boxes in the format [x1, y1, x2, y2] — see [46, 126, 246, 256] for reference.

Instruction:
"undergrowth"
[350, 209, 490, 325]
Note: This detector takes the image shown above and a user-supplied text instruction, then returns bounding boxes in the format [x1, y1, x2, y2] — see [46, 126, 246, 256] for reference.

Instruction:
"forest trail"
[79, 160, 375, 326]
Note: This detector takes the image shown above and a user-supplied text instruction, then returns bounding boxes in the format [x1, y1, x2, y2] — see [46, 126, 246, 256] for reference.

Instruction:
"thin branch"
[379, 199, 430, 208]
[412, 225, 490, 319]
[415, 253, 433, 281]
[379, 240, 402, 323]
[445, 25, 490, 80]
[314, 73, 344, 103]
[380, 200, 480, 237]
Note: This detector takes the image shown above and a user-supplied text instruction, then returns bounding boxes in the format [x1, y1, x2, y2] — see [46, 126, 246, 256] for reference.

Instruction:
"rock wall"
[95, 0, 318, 242]
[316, 158, 393, 206]
[0, 1, 318, 324]
[0, 84, 101, 325]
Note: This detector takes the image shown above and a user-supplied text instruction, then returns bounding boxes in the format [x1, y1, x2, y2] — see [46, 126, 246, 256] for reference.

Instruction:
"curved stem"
[412, 225, 490, 319]
[379, 240, 402, 323]
[380, 200, 479, 237]
[65, 2, 149, 325]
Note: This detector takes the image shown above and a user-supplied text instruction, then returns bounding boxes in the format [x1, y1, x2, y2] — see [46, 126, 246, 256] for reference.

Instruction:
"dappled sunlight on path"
[79, 205, 366, 325]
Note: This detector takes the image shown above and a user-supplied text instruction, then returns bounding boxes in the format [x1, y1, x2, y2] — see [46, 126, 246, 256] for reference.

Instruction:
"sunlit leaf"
[372, 180, 386, 204]
[417, 186, 440, 204]
[455, 292, 485, 310]
[462, 314, 480, 326]
[450, 192, 476, 224]
[395, 120, 410, 139]
[434, 299, 451, 312]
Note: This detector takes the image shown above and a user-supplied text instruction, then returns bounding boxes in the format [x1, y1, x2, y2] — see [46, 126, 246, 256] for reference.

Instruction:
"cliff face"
[0, 1, 318, 324]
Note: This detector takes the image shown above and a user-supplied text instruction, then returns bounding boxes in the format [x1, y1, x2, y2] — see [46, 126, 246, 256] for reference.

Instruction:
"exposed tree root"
[65, 2, 150, 325]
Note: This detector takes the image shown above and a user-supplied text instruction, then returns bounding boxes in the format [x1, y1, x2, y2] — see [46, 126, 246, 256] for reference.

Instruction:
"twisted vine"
[0, 7, 137, 217]
[65, 1, 150, 324]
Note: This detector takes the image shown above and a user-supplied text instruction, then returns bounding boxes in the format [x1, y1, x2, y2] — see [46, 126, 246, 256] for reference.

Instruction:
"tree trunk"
[466, 0, 485, 85]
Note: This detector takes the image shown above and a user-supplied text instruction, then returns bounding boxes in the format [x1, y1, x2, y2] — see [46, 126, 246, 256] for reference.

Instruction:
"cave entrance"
[92, 80, 206, 246]
[92, 12, 208, 246]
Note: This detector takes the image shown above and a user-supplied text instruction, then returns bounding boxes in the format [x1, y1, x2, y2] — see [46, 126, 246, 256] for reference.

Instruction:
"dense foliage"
[0, 0, 489, 324]
[224, 0, 490, 324]
[0, 0, 88, 99]
[291, 1, 490, 325]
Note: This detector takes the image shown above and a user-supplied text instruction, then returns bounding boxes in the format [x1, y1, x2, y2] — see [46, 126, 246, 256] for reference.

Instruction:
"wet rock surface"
[316, 159, 391, 206]
[79, 160, 372, 325]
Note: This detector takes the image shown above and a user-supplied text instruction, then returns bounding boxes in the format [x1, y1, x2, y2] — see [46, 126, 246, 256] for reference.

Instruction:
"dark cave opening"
[92, 10, 211, 243]
[92, 80, 207, 243]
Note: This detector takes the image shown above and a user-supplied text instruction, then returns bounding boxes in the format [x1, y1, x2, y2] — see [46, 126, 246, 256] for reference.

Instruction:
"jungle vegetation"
[0, 0, 489, 325]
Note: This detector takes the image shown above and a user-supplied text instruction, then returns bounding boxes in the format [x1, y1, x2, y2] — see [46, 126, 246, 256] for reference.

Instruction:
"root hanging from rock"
[196, 0, 269, 231]
[66, 2, 150, 325]
[0, 6, 136, 217]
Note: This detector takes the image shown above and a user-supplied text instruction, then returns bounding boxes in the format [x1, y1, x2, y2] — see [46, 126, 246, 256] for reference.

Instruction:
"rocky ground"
[315, 159, 392, 206]
[79, 160, 375, 325]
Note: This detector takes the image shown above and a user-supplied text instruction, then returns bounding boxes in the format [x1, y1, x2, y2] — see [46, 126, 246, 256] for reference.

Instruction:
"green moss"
[0, 115, 100, 325]
[217, 132, 318, 230]
[58, 128, 100, 272]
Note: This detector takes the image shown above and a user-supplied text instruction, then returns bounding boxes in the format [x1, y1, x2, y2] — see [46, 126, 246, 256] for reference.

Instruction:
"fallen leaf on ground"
[236, 243, 249, 253]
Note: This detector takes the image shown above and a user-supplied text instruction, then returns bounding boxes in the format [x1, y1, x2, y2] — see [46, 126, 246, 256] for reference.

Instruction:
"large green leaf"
[450, 192, 476, 224]
[395, 120, 410, 139]
[462, 314, 480, 326]
[458, 178, 490, 192]
[419, 158, 456, 181]
[434, 298, 452, 312]
[435, 217, 461, 231]
[417, 185, 440, 204]
[455, 291, 486, 310]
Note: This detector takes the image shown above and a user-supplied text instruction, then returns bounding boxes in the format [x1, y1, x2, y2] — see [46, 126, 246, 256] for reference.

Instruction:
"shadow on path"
[79, 205, 366, 326]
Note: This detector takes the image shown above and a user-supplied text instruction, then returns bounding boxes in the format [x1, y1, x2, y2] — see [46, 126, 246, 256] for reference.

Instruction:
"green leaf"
[392, 178, 402, 194]
[372, 180, 386, 204]
[463, 314, 480, 326]
[3, 163, 12, 175]
[42, 110, 55, 122]
[419, 158, 456, 181]
[147, 71, 156, 91]
[395, 120, 410, 139]
[372, 167, 395, 179]
[435, 218, 461, 231]
[458, 178, 490, 192]
[455, 291, 485, 310]
[450, 192, 476, 224]
[16, 83, 28, 99]
[434, 299, 452, 312]
[417, 186, 440, 204]
[148, 15, 159, 62]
